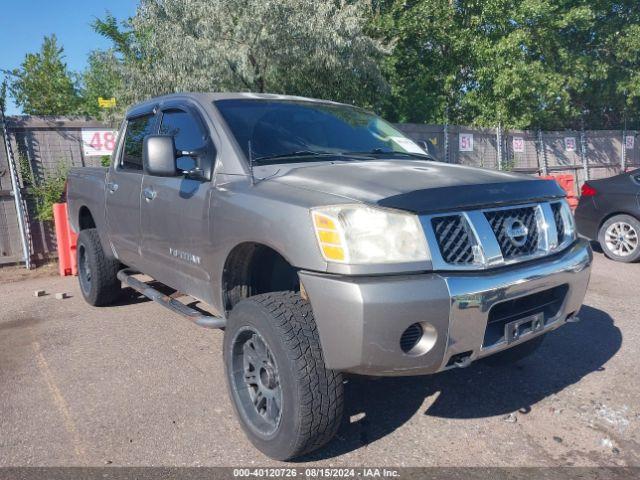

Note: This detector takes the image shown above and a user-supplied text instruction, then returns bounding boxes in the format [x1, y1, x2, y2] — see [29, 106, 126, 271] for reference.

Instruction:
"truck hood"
[266, 159, 565, 214]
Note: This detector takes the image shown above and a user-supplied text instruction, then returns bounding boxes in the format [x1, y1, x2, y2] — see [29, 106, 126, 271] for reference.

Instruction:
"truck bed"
[66, 167, 108, 236]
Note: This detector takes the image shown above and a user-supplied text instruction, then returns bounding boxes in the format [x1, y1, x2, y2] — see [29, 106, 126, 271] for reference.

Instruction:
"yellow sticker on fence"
[98, 97, 116, 108]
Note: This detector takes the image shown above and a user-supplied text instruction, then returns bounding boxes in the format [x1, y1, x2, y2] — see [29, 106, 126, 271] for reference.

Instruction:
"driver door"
[139, 104, 214, 297]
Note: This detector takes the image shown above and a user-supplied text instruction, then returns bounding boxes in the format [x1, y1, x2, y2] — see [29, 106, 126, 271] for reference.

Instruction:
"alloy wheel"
[230, 327, 283, 436]
[604, 221, 639, 257]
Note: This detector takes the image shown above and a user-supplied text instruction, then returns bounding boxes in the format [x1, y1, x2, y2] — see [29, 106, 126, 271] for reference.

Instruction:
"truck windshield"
[215, 99, 427, 163]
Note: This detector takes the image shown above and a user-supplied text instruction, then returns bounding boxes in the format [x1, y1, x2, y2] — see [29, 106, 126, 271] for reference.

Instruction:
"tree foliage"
[78, 49, 123, 118]
[7, 1, 640, 130]
[7, 35, 81, 116]
[0, 80, 8, 113]
[93, 0, 389, 109]
[374, 0, 640, 129]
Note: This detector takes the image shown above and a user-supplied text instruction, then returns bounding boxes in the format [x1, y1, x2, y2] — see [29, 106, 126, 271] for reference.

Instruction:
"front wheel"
[223, 291, 344, 460]
[598, 214, 640, 263]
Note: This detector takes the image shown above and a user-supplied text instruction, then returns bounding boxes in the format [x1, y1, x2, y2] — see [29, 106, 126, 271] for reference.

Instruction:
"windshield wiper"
[342, 149, 431, 159]
[253, 150, 337, 164]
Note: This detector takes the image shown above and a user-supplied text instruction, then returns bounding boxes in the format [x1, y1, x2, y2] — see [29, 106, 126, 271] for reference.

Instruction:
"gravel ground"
[0, 252, 638, 467]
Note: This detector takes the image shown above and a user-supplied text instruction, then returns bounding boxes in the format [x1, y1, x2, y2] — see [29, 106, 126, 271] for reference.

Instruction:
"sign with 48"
[81, 129, 117, 156]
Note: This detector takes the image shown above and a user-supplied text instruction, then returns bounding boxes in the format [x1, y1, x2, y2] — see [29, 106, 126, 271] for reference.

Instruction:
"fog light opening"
[400, 322, 438, 356]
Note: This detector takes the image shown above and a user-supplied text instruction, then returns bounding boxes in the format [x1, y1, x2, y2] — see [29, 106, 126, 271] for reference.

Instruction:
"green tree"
[375, 0, 640, 130]
[459, 0, 640, 129]
[94, 0, 390, 108]
[8, 35, 81, 115]
[0, 79, 8, 113]
[370, 0, 472, 124]
[78, 49, 123, 118]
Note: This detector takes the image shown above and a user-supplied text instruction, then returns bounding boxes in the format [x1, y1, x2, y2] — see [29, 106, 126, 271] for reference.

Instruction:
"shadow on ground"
[114, 284, 216, 316]
[112, 282, 174, 307]
[301, 305, 621, 461]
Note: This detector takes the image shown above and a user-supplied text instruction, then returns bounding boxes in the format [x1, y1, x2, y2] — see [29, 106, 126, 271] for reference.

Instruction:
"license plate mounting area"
[505, 312, 544, 344]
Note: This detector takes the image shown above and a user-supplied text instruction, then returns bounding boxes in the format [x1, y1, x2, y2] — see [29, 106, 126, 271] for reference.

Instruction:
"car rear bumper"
[575, 197, 600, 240]
[299, 239, 592, 376]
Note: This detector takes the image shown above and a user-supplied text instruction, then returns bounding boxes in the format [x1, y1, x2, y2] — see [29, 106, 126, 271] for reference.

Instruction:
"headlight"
[311, 205, 429, 264]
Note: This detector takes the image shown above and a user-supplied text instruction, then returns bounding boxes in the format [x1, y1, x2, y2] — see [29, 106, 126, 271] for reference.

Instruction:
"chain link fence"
[397, 124, 639, 190]
[0, 116, 109, 265]
[0, 116, 638, 265]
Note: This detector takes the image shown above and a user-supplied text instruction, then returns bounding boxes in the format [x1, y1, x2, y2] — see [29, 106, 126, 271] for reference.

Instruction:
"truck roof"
[126, 92, 349, 117]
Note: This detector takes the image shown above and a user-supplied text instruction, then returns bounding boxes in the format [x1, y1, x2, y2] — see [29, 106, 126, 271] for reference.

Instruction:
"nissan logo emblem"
[505, 218, 529, 247]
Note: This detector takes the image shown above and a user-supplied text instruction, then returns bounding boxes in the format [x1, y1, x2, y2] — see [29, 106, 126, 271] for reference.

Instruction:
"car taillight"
[581, 183, 597, 197]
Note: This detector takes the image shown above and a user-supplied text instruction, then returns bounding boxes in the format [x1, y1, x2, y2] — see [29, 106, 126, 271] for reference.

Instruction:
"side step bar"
[116, 269, 226, 329]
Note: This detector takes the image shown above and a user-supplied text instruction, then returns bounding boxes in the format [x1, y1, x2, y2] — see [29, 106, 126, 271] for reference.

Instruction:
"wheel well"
[78, 206, 96, 230]
[598, 211, 640, 233]
[222, 243, 299, 313]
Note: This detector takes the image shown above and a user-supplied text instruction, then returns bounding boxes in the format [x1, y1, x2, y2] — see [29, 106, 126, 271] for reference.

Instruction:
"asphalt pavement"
[0, 253, 638, 467]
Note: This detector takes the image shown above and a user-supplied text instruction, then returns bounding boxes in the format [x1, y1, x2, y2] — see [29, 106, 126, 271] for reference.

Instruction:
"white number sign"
[81, 129, 117, 156]
[512, 137, 525, 153]
[625, 135, 635, 150]
[459, 133, 474, 152]
[564, 137, 577, 152]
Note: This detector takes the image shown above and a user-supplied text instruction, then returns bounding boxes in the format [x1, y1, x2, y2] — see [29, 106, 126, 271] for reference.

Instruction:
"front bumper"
[299, 238, 592, 376]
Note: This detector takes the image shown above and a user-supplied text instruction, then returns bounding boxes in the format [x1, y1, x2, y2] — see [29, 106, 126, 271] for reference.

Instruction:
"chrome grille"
[422, 201, 573, 270]
[431, 215, 475, 264]
[551, 202, 565, 243]
[484, 207, 539, 259]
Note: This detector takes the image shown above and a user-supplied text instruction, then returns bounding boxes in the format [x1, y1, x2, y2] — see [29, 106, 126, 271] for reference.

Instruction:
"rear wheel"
[77, 228, 121, 306]
[598, 214, 640, 263]
[224, 291, 343, 460]
[483, 335, 545, 366]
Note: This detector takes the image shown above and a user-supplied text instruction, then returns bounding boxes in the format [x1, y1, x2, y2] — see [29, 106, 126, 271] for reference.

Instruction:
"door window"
[160, 110, 206, 171]
[122, 114, 156, 171]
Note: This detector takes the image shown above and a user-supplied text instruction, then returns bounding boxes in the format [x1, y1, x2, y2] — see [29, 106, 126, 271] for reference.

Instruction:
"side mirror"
[143, 135, 178, 177]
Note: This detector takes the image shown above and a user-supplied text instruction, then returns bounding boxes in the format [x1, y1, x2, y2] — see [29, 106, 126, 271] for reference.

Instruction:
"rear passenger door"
[105, 113, 157, 267]
[139, 103, 215, 298]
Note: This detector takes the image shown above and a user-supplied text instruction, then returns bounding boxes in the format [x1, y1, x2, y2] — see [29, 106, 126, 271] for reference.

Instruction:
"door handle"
[143, 187, 157, 201]
[107, 182, 119, 193]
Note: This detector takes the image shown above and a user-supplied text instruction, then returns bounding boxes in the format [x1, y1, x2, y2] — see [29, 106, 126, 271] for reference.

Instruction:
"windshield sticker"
[391, 137, 425, 154]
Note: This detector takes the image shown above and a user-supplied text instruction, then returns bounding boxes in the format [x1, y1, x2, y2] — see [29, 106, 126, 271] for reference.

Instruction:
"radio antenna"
[246, 141, 279, 185]
[247, 140, 256, 186]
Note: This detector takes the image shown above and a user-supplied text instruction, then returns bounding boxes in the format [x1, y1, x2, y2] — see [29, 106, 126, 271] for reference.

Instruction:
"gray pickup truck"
[67, 92, 592, 460]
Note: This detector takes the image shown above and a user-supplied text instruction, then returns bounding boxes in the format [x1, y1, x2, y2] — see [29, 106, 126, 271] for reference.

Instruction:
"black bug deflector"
[377, 180, 565, 215]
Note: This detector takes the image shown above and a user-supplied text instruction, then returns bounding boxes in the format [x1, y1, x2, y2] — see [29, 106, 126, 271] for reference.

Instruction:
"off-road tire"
[77, 228, 121, 306]
[597, 214, 640, 263]
[224, 291, 344, 460]
[483, 335, 545, 366]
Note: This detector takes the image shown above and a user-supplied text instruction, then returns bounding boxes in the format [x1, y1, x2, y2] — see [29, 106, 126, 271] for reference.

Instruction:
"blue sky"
[1, 0, 137, 114]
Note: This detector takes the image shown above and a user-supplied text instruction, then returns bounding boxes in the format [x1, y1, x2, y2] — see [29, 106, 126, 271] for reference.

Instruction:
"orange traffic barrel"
[52, 202, 78, 276]
[539, 175, 578, 210]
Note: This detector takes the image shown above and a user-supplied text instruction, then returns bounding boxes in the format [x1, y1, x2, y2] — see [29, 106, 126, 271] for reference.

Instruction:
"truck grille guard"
[421, 201, 574, 271]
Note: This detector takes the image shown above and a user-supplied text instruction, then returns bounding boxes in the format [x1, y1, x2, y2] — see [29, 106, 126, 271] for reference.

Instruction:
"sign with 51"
[459, 133, 474, 152]
[81, 129, 117, 156]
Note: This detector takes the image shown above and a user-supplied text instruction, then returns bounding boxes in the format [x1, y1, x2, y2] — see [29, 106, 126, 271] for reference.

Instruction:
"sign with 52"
[564, 137, 577, 152]
[625, 135, 635, 150]
[81, 129, 117, 156]
[512, 137, 525, 153]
